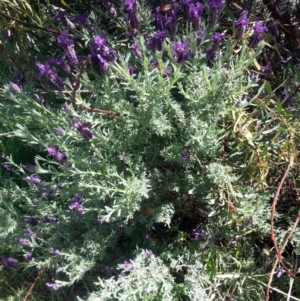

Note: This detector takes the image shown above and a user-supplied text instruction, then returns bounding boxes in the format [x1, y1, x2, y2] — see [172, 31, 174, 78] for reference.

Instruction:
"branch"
[0, 10, 58, 34]
[0, 46, 51, 93]
[0, 132, 14, 137]
[69, 59, 121, 116]
[23, 222, 100, 301]
[266, 164, 300, 300]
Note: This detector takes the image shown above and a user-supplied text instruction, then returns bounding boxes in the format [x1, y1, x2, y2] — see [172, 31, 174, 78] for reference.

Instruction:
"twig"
[0, 10, 58, 34]
[250, 70, 300, 88]
[22, 222, 100, 301]
[251, 276, 300, 301]
[70, 59, 91, 110]
[266, 164, 300, 301]
[266, 186, 300, 192]
[0, 132, 14, 137]
[0, 46, 51, 93]
[69, 59, 120, 116]
[22, 258, 54, 301]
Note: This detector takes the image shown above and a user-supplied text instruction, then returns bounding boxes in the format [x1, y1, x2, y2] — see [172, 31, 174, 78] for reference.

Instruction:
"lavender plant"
[1, 0, 299, 300]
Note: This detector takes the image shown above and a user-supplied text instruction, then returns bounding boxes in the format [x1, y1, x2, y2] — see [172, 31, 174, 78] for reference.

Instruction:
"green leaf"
[264, 81, 272, 102]
[261, 145, 268, 157]
[276, 100, 282, 114]
[224, 7, 234, 20]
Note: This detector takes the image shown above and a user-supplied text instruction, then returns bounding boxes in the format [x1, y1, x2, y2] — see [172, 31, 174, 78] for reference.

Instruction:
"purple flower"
[207, 0, 225, 10]
[53, 10, 67, 22]
[65, 45, 79, 66]
[49, 55, 71, 74]
[207, 0, 225, 25]
[91, 35, 117, 63]
[119, 260, 134, 270]
[49, 215, 59, 222]
[50, 247, 61, 255]
[282, 88, 294, 107]
[36, 62, 65, 90]
[91, 34, 106, 52]
[98, 0, 117, 17]
[249, 21, 268, 49]
[182, 150, 190, 161]
[125, 0, 141, 30]
[71, 118, 94, 140]
[46, 282, 60, 291]
[277, 265, 285, 277]
[212, 32, 224, 44]
[27, 228, 37, 238]
[145, 250, 153, 257]
[106, 266, 113, 275]
[282, 56, 292, 66]
[211, 32, 224, 54]
[196, 31, 204, 45]
[2, 163, 13, 172]
[9, 81, 21, 93]
[72, 12, 89, 26]
[97, 54, 109, 75]
[143, 230, 149, 239]
[26, 175, 43, 186]
[91, 156, 97, 163]
[19, 238, 30, 246]
[14, 70, 25, 87]
[57, 31, 79, 66]
[34, 97, 48, 108]
[132, 43, 143, 59]
[23, 164, 36, 173]
[1, 256, 19, 268]
[192, 229, 204, 240]
[181, 0, 192, 20]
[188, 2, 203, 32]
[234, 10, 248, 40]
[165, 9, 177, 36]
[173, 40, 189, 64]
[69, 194, 84, 212]
[163, 69, 169, 78]
[53, 10, 75, 29]
[24, 252, 34, 260]
[57, 30, 73, 48]
[128, 65, 134, 75]
[150, 58, 158, 66]
[2, 153, 8, 159]
[33, 198, 40, 205]
[54, 127, 64, 136]
[62, 102, 71, 112]
[27, 217, 38, 226]
[41, 216, 50, 223]
[56, 267, 63, 273]
[153, 7, 164, 31]
[47, 145, 68, 164]
[43, 186, 53, 197]
[146, 31, 165, 52]
[118, 154, 124, 160]
[206, 49, 217, 62]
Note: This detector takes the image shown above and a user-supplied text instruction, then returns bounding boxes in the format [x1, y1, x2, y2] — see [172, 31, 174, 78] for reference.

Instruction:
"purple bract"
[47, 145, 68, 164]
[46, 282, 60, 291]
[69, 194, 85, 212]
[146, 31, 165, 52]
[1, 256, 19, 268]
[26, 175, 43, 186]
[173, 40, 189, 64]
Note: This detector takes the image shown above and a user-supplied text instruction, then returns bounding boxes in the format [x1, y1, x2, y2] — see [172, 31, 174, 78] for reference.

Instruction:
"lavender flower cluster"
[1, 0, 272, 295]
[6, 1, 268, 98]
